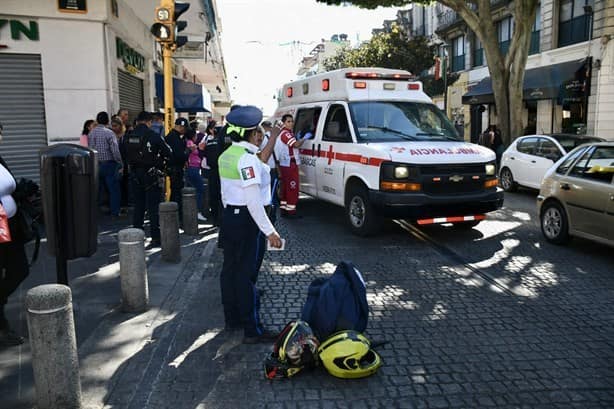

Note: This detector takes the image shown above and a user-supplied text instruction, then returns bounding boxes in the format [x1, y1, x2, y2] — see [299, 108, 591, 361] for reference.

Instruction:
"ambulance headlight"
[485, 163, 496, 176]
[394, 166, 409, 179]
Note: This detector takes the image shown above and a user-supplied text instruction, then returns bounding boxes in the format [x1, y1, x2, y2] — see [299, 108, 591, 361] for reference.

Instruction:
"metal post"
[26, 284, 81, 409]
[182, 187, 198, 236]
[118, 228, 149, 312]
[53, 159, 68, 285]
[159, 201, 181, 262]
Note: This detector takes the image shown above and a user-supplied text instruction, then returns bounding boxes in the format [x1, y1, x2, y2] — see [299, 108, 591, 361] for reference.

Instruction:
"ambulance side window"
[323, 104, 352, 143]
[294, 107, 322, 139]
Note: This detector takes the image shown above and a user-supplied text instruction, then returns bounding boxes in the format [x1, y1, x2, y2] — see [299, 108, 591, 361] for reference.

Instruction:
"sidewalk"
[0, 212, 220, 409]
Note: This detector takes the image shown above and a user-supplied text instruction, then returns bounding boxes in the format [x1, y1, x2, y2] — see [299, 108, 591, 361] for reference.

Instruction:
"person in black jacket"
[165, 118, 190, 218]
[0, 122, 29, 346]
[127, 111, 172, 247]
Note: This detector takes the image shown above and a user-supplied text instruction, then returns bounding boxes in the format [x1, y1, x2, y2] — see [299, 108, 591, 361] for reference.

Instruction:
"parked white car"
[499, 134, 604, 191]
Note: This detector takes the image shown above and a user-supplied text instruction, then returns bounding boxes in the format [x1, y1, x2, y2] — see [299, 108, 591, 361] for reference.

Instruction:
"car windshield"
[552, 134, 604, 152]
[349, 101, 460, 142]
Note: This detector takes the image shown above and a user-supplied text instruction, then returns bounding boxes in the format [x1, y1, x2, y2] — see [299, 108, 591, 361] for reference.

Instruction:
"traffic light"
[150, 1, 190, 48]
[151, 1, 173, 43]
[173, 2, 190, 49]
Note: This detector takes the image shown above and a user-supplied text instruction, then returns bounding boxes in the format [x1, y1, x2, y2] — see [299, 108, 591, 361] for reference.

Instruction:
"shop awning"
[155, 73, 210, 112]
[462, 58, 589, 105]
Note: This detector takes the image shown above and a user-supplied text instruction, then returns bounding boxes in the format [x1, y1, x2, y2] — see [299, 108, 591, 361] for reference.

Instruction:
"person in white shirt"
[217, 106, 282, 344]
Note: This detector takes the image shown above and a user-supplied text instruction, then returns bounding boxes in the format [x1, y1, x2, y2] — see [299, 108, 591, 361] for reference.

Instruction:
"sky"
[216, 0, 399, 116]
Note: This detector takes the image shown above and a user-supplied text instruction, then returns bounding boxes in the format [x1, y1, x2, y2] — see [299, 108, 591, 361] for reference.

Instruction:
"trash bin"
[40, 144, 98, 283]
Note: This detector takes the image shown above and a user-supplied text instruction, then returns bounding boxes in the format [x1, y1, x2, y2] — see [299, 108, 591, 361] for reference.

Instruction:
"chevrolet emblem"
[449, 175, 464, 182]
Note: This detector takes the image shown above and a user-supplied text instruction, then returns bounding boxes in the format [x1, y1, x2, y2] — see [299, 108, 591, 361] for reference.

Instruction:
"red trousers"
[279, 162, 299, 214]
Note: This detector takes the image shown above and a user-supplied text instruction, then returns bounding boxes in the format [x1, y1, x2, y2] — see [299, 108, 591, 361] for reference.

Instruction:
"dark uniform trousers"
[220, 205, 263, 337]
[131, 168, 163, 242]
[168, 166, 184, 217]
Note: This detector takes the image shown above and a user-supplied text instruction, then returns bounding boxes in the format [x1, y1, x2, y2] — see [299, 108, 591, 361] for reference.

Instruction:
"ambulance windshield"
[349, 101, 460, 142]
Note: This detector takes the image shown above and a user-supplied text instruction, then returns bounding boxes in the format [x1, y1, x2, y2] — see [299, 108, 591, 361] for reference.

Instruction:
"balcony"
[529, 30, 540, 55]
[558, 15, 590, 47]
[451, 54, 465, 72]
[472, 48, 484, 67]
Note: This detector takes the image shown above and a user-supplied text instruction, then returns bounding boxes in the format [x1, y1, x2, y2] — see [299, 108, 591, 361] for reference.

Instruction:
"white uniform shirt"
[220, 141, 275, 236]
[260, 132, 277, 169]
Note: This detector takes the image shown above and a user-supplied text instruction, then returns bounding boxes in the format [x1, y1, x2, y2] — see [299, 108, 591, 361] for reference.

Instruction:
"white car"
[499, 134, 604, 191]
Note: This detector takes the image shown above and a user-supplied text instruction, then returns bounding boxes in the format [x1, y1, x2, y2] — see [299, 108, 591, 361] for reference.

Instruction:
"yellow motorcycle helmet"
[317, 330, 382, 379]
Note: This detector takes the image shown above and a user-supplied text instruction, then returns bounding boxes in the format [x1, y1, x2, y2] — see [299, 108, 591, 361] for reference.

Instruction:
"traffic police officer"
[218, 105, 283, 344]
[127, 111, 172, 247]
[165, 118, 190, 216]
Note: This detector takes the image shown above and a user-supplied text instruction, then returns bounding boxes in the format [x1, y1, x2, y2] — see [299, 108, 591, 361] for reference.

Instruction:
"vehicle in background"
[500, 134, 605, 192]
[274, 68, 503, 235]
[537, 141, 614, 247]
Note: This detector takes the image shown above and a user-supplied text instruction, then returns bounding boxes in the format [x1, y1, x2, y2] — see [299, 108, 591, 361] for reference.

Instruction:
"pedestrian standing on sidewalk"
[204, 120, 222, 225]
[0, 123, 29, 347]
[80, 119, 95, 147]
[89, 111, 123, 217]
[165, 118, 190, 218]
[126, 111, 172, 247]
[185, 129, 207, 221]
[218, 105, 282, 344]
[277, 114, 309, 219]
[260, 121, 280, 225]
[112, 117, 131, 211]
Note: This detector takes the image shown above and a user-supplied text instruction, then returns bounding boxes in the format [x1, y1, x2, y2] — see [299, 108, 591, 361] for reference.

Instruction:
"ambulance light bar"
[345, 72, 413, 81]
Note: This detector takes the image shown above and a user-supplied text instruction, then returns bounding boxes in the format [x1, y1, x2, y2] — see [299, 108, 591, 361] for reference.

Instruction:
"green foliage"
[420, 72, 459, 97]
[322, 25, 436, 76]
[317, 0, 412, 8]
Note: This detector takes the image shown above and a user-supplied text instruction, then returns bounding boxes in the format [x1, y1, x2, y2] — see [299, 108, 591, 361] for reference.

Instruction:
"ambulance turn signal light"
[354, 81, 367, 89]
[381, 181, 421, 191]
[408, 83, 421, 91]
[286, 87, 293, 98]
[322, 79, 330, 91]
[484, 178, 498, 189]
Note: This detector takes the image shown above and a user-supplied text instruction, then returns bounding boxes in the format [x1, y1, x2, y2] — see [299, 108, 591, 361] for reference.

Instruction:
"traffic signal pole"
[162, 43, 174, 134]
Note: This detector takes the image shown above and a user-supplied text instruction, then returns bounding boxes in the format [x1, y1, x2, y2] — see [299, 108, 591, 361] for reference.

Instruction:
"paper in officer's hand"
[267, 238, 286, 251]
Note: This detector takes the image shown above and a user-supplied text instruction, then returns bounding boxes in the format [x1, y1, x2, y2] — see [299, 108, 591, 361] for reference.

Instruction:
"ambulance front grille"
[419, 163, 487, 196]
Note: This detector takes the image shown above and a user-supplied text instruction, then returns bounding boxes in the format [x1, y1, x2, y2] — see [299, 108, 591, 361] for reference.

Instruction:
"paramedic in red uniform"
[277, 114, 310, 218]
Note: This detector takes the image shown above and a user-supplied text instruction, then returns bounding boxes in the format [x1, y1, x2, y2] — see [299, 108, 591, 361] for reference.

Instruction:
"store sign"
[0, 19, 39, 48]
[116, 37, 145, 74]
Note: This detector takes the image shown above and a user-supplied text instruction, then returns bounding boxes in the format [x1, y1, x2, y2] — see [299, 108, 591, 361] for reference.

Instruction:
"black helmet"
[264, 320, 320, 379]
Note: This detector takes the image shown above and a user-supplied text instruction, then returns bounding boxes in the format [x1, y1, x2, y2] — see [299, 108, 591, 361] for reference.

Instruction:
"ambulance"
[273, 67, 504, 236]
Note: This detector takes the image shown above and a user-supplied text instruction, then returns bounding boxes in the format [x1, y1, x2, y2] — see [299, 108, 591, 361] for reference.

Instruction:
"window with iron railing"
[473, 47, 484, 67]
[529, 30, 540, 54]
[558, 0, 592, 47]
[451, 35, 465, 72]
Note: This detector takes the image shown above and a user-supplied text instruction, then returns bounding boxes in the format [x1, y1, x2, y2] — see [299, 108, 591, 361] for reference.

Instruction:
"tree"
[318, 0, 540, 145]
[323, 25, 436, 77]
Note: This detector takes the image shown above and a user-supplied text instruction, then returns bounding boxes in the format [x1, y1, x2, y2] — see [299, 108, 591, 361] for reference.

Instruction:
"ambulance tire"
[345, 184, 381, 236]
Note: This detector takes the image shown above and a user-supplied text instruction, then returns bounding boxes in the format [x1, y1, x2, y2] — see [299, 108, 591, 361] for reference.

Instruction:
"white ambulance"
[273, 67, 503, 235]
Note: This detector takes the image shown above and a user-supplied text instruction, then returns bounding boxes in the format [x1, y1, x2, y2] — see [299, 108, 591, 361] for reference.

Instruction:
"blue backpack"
[301, 261, 369, 340]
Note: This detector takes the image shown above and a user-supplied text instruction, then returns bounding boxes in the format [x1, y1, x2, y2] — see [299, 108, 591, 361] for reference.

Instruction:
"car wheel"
[540, 201, 570, 244]
[452, 220, 481, 230]
[345, 185, 381, 236]
[499, 167, 517, 192]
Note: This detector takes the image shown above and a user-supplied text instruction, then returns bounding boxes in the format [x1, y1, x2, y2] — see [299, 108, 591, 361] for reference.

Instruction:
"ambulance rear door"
[316, 102, 354, 205]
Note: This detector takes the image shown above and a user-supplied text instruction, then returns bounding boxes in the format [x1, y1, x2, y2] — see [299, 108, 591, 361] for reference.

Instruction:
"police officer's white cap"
[226, 105, 263, 137]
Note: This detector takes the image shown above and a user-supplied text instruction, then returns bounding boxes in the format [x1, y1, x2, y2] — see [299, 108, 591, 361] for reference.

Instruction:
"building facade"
[0, 0, 230, 180]
[433, 0, 613, 142]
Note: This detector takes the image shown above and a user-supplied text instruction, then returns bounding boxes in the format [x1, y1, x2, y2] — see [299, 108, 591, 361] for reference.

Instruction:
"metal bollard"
[26, 284, 81, 409]
[159, 201, 181, 262]
[182, 187, 198, 236]
[118, 228, 149, 312]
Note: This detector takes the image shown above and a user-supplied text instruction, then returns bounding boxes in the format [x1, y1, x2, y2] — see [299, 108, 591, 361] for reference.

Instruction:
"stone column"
[159, 201, 180, 262]
[118, 228, 149, 312]
[26, 284, 81, 409]
[182, 187, 198, 236]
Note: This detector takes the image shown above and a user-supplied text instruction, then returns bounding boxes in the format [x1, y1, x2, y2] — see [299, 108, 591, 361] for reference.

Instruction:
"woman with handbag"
[0, 123, 30, 347]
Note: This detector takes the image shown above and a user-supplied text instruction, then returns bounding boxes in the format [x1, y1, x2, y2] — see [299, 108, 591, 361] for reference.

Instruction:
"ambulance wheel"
[345, 185, 381, 236]
[499, 167, 517, 192]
